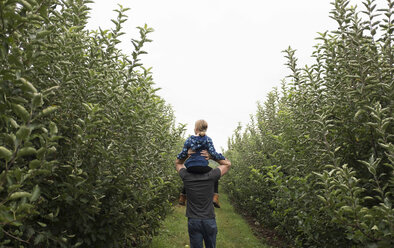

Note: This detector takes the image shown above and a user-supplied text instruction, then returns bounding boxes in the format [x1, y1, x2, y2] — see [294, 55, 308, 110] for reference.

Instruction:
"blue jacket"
[177, 135, 225, 168]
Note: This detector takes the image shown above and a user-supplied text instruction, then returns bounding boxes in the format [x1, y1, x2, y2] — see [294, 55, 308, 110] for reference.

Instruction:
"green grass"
[150, 193, 270, 248]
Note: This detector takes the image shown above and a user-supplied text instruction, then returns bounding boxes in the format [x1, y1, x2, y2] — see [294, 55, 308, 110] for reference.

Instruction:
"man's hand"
[187, 149, 211, 160]
[187, 149, 194, 158]
[217, 159, 231, 166]
[200, 150, 211, 160]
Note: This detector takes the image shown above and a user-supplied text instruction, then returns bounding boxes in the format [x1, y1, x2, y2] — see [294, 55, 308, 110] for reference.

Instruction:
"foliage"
[223, 0, 394, 247]
[0, 0, 183, 247]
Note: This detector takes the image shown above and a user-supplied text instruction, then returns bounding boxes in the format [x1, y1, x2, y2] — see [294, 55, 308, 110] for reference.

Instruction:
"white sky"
[86, 0, 386, 152]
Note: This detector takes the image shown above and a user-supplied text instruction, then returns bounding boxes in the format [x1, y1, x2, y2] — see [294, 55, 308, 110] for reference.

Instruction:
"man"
[175, 150, 231, 248]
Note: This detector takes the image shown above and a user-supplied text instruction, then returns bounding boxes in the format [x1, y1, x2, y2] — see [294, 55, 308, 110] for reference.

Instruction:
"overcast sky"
[86, 0, 386, 152]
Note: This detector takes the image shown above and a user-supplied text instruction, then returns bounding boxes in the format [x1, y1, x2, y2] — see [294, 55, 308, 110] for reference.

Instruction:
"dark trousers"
[188, 218, 217, 248]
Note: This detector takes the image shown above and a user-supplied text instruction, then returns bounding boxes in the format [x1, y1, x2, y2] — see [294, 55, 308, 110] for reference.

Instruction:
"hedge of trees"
[0, 0, 183, 247]
[223, 0, 393, 247]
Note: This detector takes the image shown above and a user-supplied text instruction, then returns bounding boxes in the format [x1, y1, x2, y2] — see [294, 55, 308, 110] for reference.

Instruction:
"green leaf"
[49, 122, 58, 135]
[29, 159, 41, 169]
[18, 0, 33, 11]
[44, 84, 60, 92]
[12, 104, 30, 122]
[17, 147, 37, 157]
[0, 146, 13, 162]
[340, 205, 353, 213]
[36, 147, 46, 160]
[19, 78, 37, 93]
[10, 191, 32, 200]
[363, 196, 374, 201]
[317, 195, 327, 203]
[30, 185, 40, 202]
[41, 106, 58, 116]
[16, 125, 31, 141]
[37, 221, 47, 227]
[32, 93, 44, 108]
[9, 118, 20, 128]
[74, 241, 83, 247]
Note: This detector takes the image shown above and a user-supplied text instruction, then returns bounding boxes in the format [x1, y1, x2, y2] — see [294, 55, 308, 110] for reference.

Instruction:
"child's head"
[194, 119, 208, 136]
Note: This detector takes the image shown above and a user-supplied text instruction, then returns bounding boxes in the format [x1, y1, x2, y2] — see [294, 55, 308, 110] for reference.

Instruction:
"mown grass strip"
[151, 193, 270, 247]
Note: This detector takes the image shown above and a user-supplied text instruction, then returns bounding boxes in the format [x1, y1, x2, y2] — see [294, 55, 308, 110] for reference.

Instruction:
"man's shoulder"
[213, 167, 221, 174]
[208, 168, 221, 179]
[179, 168, 187, 178]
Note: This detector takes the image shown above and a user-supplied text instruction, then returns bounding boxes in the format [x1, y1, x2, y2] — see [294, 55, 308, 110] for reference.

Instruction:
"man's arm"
[175, 158, 186, 173]
[175, 148, 195, 173]
[216, 159, 231, 176]
[200, 150, 231, 176]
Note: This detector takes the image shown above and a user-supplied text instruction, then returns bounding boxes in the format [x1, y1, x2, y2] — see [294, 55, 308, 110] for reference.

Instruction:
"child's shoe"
[179, 193, 187, 205]
[213, 193, 220, 208]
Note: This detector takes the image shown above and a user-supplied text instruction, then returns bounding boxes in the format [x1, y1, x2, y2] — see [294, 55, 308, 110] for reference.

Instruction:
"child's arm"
[177, 137, 192, 160]
[206, 137, 226, 161]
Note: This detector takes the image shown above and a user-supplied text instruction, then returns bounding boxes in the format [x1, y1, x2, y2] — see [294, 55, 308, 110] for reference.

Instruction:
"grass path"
[151, 193, 271, 248]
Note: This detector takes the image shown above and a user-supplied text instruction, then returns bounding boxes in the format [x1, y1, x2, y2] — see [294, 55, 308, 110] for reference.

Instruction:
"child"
[177, 119, 226, 208]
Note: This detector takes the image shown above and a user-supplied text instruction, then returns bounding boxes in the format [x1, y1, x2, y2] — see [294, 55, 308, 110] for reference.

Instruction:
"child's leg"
[213, 180, 220, 208]
[179, 185, 187, 205]
[214, 180, 219, 194]
[182, 186, 186, 195]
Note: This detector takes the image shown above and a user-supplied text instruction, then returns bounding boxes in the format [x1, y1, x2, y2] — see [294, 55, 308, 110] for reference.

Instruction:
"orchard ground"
[151, 192, 290, 248]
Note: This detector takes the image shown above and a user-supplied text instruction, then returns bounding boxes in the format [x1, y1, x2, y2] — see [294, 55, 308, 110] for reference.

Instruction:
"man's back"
[179, 168, 221, 219]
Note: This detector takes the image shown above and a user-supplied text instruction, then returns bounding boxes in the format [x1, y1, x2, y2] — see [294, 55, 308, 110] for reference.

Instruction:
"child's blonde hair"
[195, 119, 208, 136]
